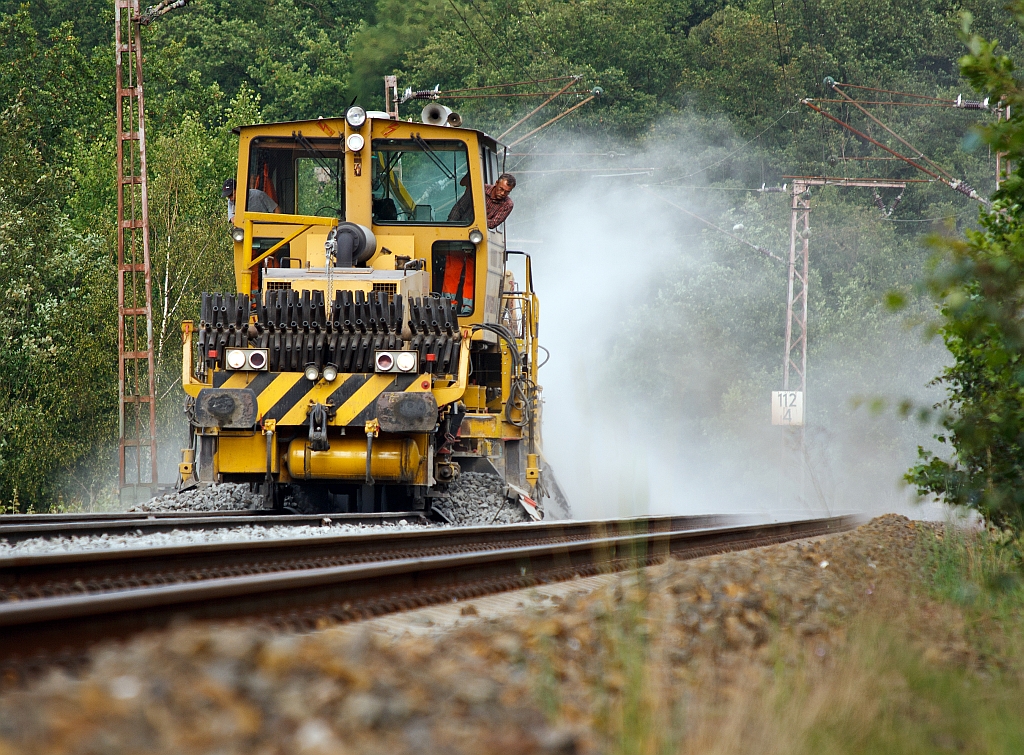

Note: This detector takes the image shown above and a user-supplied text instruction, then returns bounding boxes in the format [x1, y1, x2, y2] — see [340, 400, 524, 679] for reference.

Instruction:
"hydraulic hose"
[470, 323, 532, 427]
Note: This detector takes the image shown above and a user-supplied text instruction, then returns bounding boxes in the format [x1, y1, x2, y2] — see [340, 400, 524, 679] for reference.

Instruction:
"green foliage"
[682, 7, 797, 127]
[147, 108, 242, 427]
[903, 6, 1024, 530]
[141, 0, 353, 126]
[347, 0, 447, 108]
[349, 0, 682, 133]
[920, 524, 1024, 614]
[0, 10, 107, 158]
[0, 100, 116, 511]
[1, 0, 1019, 509]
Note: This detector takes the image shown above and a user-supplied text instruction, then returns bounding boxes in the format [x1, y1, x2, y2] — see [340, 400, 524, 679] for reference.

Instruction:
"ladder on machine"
[114, 0, 158, 503]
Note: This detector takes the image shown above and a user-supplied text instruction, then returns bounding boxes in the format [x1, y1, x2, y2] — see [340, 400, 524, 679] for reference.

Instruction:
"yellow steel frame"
[231, 117, 494, 327]
[243, 212, 335, 268]
[243, 213, 337, 268]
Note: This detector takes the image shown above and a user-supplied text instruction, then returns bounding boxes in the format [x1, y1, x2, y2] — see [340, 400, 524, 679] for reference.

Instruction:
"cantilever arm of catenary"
[830, 83, 954, 181]
[801, 98, 990, 206]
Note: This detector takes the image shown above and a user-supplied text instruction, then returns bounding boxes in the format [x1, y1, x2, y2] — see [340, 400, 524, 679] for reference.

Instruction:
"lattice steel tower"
[115, 0, 158, 501]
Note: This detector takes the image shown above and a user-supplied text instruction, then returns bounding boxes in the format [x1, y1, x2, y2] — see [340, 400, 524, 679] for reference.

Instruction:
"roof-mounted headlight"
[345, 106, 367, 129]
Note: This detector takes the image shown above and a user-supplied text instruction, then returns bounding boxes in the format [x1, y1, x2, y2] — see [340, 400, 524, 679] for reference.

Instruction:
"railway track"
[0, 514, 859, 670]
[0, 514, 730, 602]
[0, 510, 424, 544]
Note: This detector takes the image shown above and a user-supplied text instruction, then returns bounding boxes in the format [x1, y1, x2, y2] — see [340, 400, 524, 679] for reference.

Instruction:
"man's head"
[221, 178, 237, 201]
[491, 173, 516, 200]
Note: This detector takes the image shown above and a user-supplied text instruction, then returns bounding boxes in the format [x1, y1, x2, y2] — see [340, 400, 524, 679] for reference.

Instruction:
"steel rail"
[0, 510, 274, 523]
[0, 516, 858, 666]
[0, 511, 424, 544]
[0, 515, 731, 602]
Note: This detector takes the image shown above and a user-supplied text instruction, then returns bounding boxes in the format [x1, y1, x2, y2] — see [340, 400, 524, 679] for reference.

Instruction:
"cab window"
[372, 139, 472, 225]
[247, 136, 344, 218]
[432, 241, 476, 315]
[480, 143, 498, 184]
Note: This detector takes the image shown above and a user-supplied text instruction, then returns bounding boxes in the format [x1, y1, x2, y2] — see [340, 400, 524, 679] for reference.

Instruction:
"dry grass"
[528, 520, 1024, 754]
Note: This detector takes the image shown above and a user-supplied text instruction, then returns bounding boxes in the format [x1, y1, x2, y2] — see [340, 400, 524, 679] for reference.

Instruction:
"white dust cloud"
[507, 134, 950, 522]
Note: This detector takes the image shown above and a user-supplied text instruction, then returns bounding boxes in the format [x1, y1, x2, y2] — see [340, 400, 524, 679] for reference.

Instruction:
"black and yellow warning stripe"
[212, 371, 427, 427]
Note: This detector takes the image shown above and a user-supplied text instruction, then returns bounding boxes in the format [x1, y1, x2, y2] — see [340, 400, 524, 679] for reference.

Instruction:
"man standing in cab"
[448, 172, 516, 229]
[484, 173, 516, 228]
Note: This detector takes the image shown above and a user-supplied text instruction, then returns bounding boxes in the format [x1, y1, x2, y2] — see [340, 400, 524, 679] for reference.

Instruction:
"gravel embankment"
[0, 516, 929, 754]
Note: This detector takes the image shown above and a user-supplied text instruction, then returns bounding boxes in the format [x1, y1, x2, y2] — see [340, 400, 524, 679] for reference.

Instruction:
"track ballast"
[0, 514, 857, 673]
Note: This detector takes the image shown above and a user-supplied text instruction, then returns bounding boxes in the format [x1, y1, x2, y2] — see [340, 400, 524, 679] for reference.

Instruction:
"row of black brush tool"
[197, 290, 463, 375]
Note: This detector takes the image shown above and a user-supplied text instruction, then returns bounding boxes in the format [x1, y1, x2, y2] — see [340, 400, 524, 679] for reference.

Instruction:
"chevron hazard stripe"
[212, 371, 426, 427]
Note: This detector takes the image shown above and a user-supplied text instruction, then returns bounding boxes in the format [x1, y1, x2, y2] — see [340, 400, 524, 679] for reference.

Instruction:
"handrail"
[241, 212, 337, 268]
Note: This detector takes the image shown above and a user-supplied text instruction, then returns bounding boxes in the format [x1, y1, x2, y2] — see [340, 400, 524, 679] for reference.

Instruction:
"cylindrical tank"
[287, 436, 422, 482]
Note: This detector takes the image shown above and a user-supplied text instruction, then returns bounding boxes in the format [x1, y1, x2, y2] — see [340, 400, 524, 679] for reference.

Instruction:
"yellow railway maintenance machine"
[179, 105, 569, 518]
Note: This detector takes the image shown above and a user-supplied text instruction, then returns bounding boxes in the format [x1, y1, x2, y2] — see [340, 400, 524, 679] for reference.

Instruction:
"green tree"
[904, 5, 1024, 529]
[0, 12, 116, 510]
[0, 10, 107, 158]
[682, 7, 797, 128]
[145, 87, 260, 434]
[0, 100, 116, 511]
[141, 0, 352, 126]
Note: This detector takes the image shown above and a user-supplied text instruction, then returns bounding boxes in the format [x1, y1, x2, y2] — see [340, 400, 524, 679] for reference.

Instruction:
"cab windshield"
[371, 139, 472, 225]
[247, 136, 344, 218]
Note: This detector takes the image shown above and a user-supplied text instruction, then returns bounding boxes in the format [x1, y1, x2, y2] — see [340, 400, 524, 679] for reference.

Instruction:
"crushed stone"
[0, 516, 930, 754]
[432, 472, 532, 525]
[130, 476, 536, 526]
[0, 520, 436, 558]
[0, 473, 546, 556]
[129, 483, 266, 513]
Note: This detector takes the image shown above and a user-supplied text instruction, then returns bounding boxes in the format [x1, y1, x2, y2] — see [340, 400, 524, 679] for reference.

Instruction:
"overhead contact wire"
[832, 82, 952, 102]
[802, 98, 989, 204]
[446, 0, 501, 70]
[463, 0, 538, 84]
[801, 100, 941, 179]
[440, 76, 578, 94]
[651, 110, 796, 184]
[506, 95, 596, 147]
[643, 188, 784, 263]
[498, 77, 581, 140]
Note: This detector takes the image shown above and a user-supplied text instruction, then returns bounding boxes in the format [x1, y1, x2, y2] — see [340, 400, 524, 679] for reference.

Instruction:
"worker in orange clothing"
[440, 250, 475, 315]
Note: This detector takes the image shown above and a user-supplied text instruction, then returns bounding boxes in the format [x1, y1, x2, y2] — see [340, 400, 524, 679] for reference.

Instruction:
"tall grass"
[920, 521, 1024, 612]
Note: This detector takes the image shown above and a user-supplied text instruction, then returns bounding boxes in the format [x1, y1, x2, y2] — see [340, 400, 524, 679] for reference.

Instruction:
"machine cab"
[230, 111, 508, 331]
